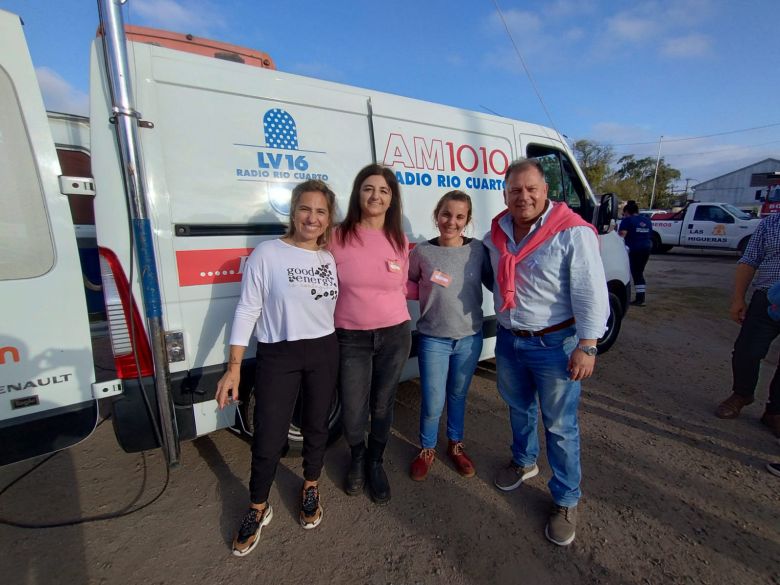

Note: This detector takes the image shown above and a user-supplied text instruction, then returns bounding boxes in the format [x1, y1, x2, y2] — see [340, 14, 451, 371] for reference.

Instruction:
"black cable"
[0, 418, 170, 529]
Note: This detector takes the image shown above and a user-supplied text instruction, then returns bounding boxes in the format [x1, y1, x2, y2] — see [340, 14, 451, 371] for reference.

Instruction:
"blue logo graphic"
[263, 109, 298, 150]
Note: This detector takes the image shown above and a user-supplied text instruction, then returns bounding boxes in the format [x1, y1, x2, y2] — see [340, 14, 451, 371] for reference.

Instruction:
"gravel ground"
[1, 249, 779, 585]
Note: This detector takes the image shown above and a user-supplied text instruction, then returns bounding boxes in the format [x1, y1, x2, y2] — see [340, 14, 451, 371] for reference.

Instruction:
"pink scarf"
[491, 202, 597, 312]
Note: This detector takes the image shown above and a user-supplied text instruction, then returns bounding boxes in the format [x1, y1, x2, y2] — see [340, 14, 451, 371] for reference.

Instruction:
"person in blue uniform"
[618, 200, 653, 306]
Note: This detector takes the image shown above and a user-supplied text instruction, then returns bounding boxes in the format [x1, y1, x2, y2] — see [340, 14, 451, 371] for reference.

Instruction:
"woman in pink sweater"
[329, 164, 411, 505]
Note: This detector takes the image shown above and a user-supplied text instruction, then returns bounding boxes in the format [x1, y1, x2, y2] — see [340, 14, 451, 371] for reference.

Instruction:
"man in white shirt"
[484, 158, 609, 547]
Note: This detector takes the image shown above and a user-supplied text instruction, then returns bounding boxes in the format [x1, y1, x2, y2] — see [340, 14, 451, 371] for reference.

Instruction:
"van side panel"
[0, 10, 97, 465]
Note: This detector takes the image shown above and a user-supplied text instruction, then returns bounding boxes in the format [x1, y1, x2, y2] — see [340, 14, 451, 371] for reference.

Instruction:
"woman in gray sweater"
[407, 190, 492, 481]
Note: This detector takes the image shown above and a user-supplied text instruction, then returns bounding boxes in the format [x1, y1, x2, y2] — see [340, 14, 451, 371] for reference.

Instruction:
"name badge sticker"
[387, 259, 402, 273]
[430, 270, 452, 287]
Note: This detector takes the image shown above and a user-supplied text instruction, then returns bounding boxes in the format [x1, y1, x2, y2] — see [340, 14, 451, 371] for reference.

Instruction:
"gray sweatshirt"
[408, 238, 492, 339]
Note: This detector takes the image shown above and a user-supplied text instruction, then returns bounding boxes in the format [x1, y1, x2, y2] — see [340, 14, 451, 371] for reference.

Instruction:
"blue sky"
[3, 0, 779, 191]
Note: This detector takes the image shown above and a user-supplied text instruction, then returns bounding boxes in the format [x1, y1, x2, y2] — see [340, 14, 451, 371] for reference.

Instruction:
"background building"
[691, 158, 780, 209]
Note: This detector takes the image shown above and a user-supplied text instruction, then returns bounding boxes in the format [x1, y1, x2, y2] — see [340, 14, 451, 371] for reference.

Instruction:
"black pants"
[249, 333, 339, 504]
[337, 321, 412, 446]
[732, 290, 780, 414]
[628, 249, 650, 293]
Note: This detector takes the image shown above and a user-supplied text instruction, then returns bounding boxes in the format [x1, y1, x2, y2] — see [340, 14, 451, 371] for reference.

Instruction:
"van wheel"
[597, 292, 623, 355]
[737, 236, 750, 256]
[240, 389, 342, 456]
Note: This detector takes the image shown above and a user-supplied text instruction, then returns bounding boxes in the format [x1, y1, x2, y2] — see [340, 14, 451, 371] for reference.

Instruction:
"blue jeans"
[495, 325, 581, 507]
[418, 332, 483, 449]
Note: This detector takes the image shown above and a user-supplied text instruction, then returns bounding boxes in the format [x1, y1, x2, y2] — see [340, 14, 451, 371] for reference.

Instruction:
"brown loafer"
[760, 412, 780, 437]
[715, 393, 754, 419]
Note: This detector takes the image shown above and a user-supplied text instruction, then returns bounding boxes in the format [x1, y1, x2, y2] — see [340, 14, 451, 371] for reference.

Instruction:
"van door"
[681, 204, 732, 249]
[0, 10, 97, 465]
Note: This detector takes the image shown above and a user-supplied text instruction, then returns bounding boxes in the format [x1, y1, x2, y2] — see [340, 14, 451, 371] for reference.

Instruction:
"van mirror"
[596, 192, 618, 234]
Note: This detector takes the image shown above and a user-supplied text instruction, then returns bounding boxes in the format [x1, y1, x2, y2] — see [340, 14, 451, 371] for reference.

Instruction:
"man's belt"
[507, 317, 576, 338]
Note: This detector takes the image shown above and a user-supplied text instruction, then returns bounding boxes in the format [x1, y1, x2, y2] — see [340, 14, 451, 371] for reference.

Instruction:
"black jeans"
[337, 321, 412, 446]
[628, 249, 650, 290]
[732, 290, 780, 414]
[249, 333, 339, 504]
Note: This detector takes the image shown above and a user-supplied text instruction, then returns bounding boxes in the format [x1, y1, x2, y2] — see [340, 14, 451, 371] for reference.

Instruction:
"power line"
[610, 122, 780, 147]
[658, 139, 780, 158]
[490, 0, 560, 137]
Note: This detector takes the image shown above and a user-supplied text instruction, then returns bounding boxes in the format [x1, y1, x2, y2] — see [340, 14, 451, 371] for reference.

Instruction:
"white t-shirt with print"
[229, 239, 339, 344]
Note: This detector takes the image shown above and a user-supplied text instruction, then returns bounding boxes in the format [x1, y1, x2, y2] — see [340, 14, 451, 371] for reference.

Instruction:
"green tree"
[572, 139, 614, 192]
[606, 155, 681, 208]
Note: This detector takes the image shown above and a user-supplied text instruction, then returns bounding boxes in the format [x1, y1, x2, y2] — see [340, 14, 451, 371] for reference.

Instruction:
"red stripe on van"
[176, 248, 254, 286]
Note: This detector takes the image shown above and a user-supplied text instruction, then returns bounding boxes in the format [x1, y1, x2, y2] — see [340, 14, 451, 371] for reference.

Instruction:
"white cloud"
[661, 34, 711, 57]
[482, 8, 580, 72]
[606, 13, 658, 42]
[581, 122, 778, 184]
[542, 0, 598, 19]
[35, 67, 89, 116]
[131, 0, 226, 34]
[487, 9, 543, 34]
[588, 122, 655, 145]
[564, 27, 585, 42]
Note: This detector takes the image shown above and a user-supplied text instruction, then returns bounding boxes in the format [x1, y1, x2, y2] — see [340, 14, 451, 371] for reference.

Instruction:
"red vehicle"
[753, 172, 780, 217]
[759, 185, 780, 217]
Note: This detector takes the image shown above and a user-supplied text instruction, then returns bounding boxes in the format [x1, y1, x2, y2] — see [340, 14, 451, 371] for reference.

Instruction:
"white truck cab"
[651, 202, 760, 254]
[0, 4, 630, 467]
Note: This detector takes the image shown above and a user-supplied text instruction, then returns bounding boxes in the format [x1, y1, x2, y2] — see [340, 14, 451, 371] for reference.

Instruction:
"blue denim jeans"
[418, 332, 483, 449]
[495, 325, 582, 507]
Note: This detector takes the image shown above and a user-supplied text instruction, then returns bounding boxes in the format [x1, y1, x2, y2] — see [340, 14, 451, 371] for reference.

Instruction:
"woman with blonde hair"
[216, 179, 339, 556]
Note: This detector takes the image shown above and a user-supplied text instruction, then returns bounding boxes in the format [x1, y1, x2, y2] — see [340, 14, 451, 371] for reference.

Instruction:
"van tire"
[240, 388, 342, 456]
[737, 236, 750, 256]
[597, 292, 623, 355]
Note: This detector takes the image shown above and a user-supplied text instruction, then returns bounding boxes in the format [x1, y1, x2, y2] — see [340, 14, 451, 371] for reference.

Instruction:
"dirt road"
[2, 250, 779, 585]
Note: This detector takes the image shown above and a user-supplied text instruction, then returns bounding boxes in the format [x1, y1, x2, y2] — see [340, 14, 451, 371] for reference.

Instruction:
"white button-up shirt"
[484, 203, 610, 340]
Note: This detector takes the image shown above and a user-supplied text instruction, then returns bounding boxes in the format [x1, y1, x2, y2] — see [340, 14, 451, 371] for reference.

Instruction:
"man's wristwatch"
[577, 344, 598, 357]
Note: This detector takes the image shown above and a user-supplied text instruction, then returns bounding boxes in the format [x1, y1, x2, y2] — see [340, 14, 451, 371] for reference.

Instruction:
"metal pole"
[649, 135, 663, 209]
[97, 0, 180, 467]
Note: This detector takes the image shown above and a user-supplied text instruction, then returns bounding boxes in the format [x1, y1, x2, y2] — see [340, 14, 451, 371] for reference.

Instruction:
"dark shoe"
[630, 292, 646, 306]
[494, 460, 539, 491]
[232, 505, 273, 557]
[715, 393, 754, 419]
[366, 436, 391, 505]
[545, 504, 577, 546]
[767, 462, 780, 477]
[345, 442, 366, 496]
[410, 448, 435, 481]
[760, 411, 780, 437]
[447, 440, 476, 478]
[299, 485, 323, 530]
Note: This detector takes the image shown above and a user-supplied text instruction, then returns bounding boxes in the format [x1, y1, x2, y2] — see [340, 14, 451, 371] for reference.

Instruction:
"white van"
[0, 6, 630, 466]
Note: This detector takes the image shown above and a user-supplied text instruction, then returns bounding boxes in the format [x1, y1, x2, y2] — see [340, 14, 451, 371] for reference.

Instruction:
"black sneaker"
[767, 463, 780, 478]
[300, 485, 323, 530]
[232, 505, 273, 557]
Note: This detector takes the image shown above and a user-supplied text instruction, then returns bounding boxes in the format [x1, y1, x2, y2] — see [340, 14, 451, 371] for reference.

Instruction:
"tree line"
[573, 139, 682, 209]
